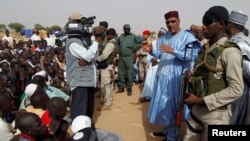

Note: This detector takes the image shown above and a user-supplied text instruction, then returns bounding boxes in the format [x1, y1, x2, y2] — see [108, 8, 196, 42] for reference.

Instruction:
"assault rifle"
[176, 43, 194, 141]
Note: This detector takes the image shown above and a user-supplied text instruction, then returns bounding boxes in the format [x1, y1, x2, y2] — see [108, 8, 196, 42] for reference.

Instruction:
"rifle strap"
[186, 111, 204, 134]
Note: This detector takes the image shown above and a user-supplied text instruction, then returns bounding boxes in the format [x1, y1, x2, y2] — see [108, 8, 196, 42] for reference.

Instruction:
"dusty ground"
[93, 84, 186, 141]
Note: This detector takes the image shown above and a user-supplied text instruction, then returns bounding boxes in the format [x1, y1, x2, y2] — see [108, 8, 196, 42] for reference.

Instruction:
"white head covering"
[229, 10, 248, 26]
[34, 70, 47, 77]
[71, 115, 92, 134]
[159, 27, 167, 33]
[24, 83, 38, 97]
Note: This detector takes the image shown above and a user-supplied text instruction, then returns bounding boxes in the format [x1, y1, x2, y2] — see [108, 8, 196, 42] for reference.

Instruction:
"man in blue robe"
[143, 11, 201, 141]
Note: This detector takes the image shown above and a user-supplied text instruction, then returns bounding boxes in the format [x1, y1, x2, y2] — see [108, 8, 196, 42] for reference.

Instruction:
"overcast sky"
[1, 0, 249, 34]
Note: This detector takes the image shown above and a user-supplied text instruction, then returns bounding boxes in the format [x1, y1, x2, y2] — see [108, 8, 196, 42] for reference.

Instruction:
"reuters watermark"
[208, 125, 249, 140]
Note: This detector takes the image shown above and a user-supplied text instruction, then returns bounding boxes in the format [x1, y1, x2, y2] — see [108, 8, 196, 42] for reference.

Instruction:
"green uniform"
[117, 33, 140, 89]
[189, 41, 238, 97]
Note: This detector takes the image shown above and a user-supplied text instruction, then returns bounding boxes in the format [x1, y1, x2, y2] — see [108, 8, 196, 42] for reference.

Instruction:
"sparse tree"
[34, 23, 45, 30]
[150, 31, 156, 36]
[8, 22, 25, 33]
[45, 27, 52, 33]
[51, 25, 62, 31]
[0, 24, 7, 32]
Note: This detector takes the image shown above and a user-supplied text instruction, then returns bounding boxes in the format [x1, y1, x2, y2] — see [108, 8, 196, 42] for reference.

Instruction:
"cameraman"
[65, 12, 105, 120]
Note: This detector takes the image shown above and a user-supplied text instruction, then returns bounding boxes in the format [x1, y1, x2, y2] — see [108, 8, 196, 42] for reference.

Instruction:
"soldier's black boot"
[116, 87, 124, 93]
[127, 88, 132, 96]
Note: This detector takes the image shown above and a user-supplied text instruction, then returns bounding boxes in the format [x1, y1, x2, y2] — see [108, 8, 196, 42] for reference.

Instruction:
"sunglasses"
[202, 19, 220, 26]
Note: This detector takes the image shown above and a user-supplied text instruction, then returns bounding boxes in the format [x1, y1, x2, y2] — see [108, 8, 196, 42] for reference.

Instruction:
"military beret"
[203, 6, 229, 25]
[123, 24, 131, 29]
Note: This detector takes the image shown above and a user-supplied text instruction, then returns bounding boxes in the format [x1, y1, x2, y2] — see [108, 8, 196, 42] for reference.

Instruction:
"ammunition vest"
[189, 41, 238, 97]
[99, 40, 117, 65]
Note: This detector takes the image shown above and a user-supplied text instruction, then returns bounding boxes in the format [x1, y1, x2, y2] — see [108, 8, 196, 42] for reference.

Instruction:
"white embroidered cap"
[34, 70, 47, 77]
[229, 10, 248, 26]
[71, 115, 92, 134]
[24, 83, 38, 97]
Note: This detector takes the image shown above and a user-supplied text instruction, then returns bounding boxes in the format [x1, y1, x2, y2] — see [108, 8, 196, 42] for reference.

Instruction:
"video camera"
[66, 16, 96, 47]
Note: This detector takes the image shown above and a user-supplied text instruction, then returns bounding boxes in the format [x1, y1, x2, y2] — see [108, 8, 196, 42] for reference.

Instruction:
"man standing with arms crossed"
[137, 30, 151, 84]
[97, 28, 117, 111]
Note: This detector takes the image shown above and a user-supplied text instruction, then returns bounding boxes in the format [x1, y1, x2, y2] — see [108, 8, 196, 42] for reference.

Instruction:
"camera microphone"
[84, 16, 96, 21]
[81, 16, 96, 25]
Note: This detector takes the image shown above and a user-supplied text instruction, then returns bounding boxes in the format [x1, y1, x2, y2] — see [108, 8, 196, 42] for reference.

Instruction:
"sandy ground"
[93, 84, 186, 141]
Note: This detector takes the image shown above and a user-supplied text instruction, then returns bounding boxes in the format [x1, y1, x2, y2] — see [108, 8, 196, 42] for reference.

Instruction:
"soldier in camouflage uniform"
[97, 28, 117, 110]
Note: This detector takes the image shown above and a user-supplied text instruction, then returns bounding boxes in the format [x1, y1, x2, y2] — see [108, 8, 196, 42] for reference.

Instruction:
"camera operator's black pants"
[70, 87, 95, 120]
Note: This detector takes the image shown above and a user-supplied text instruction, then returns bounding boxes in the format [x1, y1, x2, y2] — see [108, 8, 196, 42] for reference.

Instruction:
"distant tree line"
[0, 22, 62, 33]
